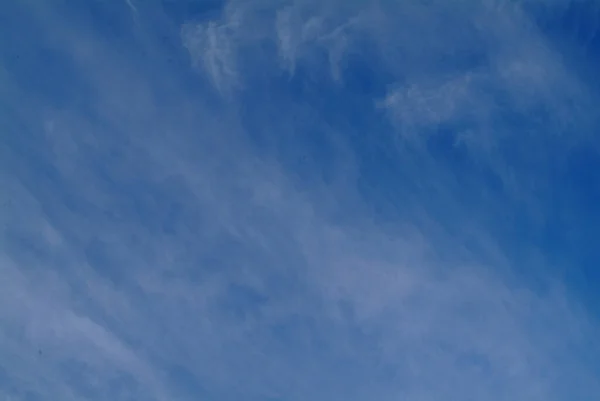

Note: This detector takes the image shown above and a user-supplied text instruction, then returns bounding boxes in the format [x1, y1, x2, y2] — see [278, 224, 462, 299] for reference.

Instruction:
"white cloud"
[181, 20, 238, 93]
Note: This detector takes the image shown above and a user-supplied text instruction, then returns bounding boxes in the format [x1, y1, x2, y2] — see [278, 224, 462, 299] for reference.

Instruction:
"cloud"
[1, 1, 600, 401]
[181, 13, 240, 94]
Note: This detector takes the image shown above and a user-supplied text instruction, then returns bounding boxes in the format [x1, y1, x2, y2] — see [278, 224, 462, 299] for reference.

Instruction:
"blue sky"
[1, 0, 600, 400]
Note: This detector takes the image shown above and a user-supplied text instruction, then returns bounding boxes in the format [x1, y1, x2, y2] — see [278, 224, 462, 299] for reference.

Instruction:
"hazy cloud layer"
[1, 1, 599, 401]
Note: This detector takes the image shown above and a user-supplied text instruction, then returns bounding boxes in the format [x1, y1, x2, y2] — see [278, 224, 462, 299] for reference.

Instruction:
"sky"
[1, 0, 600, 400]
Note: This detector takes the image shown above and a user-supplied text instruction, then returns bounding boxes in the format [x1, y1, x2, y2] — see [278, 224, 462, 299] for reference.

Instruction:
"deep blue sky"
[1, 1, 600, 400]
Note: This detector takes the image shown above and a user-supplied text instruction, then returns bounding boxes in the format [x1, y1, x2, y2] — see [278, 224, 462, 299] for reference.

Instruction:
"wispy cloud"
[1, 1, 599, 401]
[181, 11, 241, 94]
